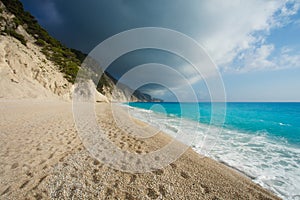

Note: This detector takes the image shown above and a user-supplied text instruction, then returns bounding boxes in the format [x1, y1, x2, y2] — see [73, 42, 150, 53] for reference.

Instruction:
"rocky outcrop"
[0, 1, 72, 100]
[99, 74, 140, 102]
[98, 72, 163, 102]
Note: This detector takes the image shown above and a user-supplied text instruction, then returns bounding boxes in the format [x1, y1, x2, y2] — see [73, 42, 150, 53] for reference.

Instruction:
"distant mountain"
[0, 0, 162, 102]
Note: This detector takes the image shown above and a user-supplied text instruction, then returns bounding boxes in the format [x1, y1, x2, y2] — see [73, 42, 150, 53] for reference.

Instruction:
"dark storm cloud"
[20, 0, 213, 101]
[21, 0, 207, 52]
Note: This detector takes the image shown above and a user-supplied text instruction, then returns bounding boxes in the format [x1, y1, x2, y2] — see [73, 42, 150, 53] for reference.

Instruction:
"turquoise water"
[128, 102, 300, 146]
[126, 102, 300, 199]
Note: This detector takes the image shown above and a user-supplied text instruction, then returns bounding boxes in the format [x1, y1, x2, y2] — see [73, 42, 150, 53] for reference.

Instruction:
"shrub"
[5, 29, 26, 45]
[61, 62, 79, 83]
[35, 38, 46, 46]
[13, 17, 22, 26]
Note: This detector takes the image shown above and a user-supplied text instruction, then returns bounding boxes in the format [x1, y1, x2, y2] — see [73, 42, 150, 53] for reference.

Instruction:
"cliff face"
[0, 1, 72, 99]
[0, 0, 162, 102]
[97, 72, 163, 102]
[96, 72, 139, 102]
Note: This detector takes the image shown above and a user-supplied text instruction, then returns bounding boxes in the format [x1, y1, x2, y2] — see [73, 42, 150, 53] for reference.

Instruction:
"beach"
[0, 99, 280, 199]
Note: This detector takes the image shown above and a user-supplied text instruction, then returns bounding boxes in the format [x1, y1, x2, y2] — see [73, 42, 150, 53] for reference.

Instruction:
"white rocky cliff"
[0, 2, 72, 100]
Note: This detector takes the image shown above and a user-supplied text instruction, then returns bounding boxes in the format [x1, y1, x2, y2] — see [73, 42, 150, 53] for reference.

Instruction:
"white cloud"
[195, 0, 300, 72]
[280, 46, 293, 54]
[235, 44, 276, 72]
[227, 45, 300, 73]
[276, 50, 300, 69]
[176, 64, 203, 85]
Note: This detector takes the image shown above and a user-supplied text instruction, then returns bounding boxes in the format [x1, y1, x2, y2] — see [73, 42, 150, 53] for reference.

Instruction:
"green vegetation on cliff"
[1, 0, 85, 83]
[4, 28, 26, 45]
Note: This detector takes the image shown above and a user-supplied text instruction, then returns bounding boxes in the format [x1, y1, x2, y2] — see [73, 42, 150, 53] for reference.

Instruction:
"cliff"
[0, 0, 162, 102]
[0, 1, 72, 99]
[97, 72, 162, 102]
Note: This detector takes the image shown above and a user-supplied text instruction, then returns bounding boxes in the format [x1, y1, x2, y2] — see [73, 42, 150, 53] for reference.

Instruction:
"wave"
[124, 104, 300, 200]
[279, 122, 291, 127]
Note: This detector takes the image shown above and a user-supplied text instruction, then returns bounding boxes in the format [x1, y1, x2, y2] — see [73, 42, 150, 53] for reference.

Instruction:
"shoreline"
[124, 104, 258, 179]
[125, 104, 281, 196]
[0, 99, 280, 199]
[126, 102, 300, 199]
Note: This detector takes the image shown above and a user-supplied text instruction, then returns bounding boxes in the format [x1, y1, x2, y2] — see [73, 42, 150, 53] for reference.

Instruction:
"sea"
[124, 102, 300, 200]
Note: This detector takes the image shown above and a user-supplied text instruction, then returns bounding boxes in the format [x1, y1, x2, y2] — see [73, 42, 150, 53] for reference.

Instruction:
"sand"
[0, 99, 280, 199]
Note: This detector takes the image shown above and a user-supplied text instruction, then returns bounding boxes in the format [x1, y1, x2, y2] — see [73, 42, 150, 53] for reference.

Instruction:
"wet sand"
[0, 100, 280, 199]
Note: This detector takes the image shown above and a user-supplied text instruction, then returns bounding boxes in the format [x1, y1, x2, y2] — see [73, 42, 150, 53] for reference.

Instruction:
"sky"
[20, 0, 300, 102]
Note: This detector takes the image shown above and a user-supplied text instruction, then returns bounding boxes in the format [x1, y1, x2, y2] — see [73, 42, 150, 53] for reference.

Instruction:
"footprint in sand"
[147, 188, 159, 199]
[128, 174, 137, 184]
[1, 186, 11, 196]
[19, 180, 30, 189]
[159, 185, 167, 197]
[48, 152, 55, 159]
[152, 169, 164, 175]
[135, 150, 142, 154]
[124, 192, 135, 200]
[105, 187, 113, 197]
[11, 162, 18, 169]
[169, 163, 177, 169]
[180, 171, 190, 179]
[92, 174, 100, 184]
[93, 159, 100, 166]
[26, 171, 33, 177]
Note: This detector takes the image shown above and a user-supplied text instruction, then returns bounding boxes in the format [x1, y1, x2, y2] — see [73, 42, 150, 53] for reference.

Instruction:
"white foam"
[126, 105, 300, 200]
[279, 122, 291, 126]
